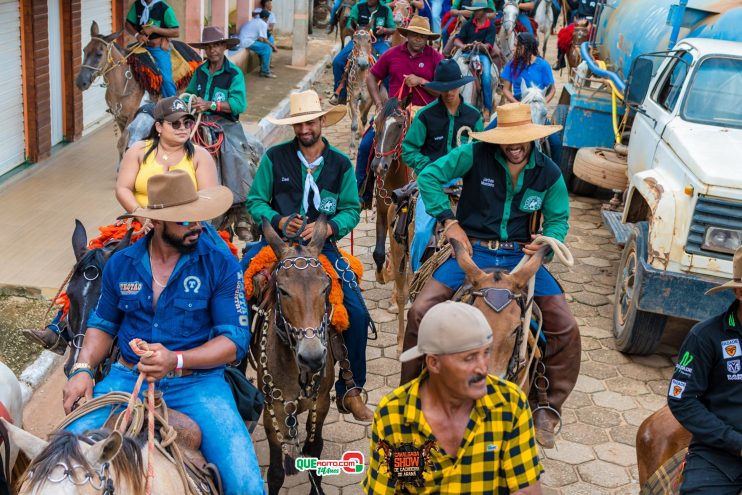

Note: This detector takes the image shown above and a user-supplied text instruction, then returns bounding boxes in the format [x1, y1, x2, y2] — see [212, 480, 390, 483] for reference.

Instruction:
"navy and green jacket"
[186, 58, 247, 121]
[348, 1, 395, 30]
[246, 138, 361, 240]
[402, 97, 483, 176]
[126, 1, 179, 39]
[668, 300, 742, 480]
[418, 143, 569, 242]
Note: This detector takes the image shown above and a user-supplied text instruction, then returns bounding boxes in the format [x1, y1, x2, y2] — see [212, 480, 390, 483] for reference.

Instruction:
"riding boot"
[552, 50, 567, 71]
[22, 324, 68, 355]
[530, 294, 581, 448]
[400, 279, 454, 386]
[337, 389, 374, 421]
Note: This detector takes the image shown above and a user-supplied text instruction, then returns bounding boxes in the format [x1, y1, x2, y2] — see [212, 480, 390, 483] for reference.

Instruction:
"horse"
[0, 362, 22, 493]
[333, 0, 358, 48]
[534, 0, 554, 57]
[391, 0, 412, 47]
[567, 22, 590, 78]
[453, 44, 502, 118]
[65, 220, 134, 376]
[1, 423, 194, 494]
[497, 0, 520, 63]
[252, 216, 337, 495]
[520, 81, 550, 154]
[371, 96, 413, 351]
[77, 22, 145, 158]
[345, 27, 375, 159]
[636, 405, 691, 487]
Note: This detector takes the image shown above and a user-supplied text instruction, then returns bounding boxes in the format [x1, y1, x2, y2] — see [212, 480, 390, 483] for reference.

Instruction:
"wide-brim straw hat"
[398, 15, 441, 40]
[267, 90, 346, 126]
[118, 170, 232, 222]
[706, 246, 742, 295]
[470, 103, 562, 145]
[190, 26, 240, 49]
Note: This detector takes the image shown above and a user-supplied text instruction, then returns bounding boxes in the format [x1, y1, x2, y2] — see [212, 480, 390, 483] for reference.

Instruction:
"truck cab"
[610, 38, 742, 353]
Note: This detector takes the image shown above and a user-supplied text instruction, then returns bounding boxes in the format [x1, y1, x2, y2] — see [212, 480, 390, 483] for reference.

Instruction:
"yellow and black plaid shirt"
[362, 371, 543, 494]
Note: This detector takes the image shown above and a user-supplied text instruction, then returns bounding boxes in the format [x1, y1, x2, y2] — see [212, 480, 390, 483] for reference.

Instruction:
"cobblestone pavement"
[252, 71, 691, 494]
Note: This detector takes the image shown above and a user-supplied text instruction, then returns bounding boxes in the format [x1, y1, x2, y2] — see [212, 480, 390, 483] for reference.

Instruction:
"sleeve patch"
[668, 379, 687, 399]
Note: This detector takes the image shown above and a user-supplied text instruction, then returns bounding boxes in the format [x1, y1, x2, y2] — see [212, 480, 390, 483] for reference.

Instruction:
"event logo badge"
[319, 197, 337, 214]
[668, 379, 686, 399]
[728, 359, 741, 374]
[675, 351, 694, 376]
[721, 339, 741, 359]
[376, 440, 437, 488]
[183, 276, 201, 294]
[523, 196, 543, 211]
[294, 451, 365, 476]
[119, 282, 142, 295]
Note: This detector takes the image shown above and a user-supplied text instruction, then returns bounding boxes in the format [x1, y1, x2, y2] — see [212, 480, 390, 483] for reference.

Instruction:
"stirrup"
[336, 386, 369, 414]
[531, 404, 563, 436]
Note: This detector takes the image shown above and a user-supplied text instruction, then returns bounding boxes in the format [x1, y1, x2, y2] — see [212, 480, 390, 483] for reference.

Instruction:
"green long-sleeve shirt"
[246, 138, 361, 240]
[418, 142, 569, 242]
[348, 1, 395, 30]
[186, 58, 247, 120]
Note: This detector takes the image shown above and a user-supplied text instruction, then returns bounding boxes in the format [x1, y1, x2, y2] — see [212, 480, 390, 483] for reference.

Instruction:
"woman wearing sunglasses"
[116, 96, 219, 233]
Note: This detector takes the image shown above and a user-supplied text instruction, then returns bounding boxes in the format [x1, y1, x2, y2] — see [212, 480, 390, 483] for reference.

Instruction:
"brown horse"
[253, 216, 337, 495]
[77, 22, 146, 158]
[390, 0, 412, 47]
[567, 22, 590, 77]
[345, 27, 375, 159]
[636, 405, 692, 487]
[371, 96, 414, 351]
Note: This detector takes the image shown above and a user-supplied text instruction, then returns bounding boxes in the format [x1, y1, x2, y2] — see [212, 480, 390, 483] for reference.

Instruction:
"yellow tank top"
[134, 140, 198, 207]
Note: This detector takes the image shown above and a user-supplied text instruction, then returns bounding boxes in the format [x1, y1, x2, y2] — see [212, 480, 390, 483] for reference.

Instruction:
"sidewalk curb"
[255, 46, 340, 143]
[19, 350, 65, 406]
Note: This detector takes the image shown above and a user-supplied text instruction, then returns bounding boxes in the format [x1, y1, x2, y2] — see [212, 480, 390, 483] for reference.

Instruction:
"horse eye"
[278, 287, 290, 297]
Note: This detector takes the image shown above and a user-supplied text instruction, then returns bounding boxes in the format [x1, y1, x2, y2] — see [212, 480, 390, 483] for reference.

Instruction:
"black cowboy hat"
[423, 59, 475, 92]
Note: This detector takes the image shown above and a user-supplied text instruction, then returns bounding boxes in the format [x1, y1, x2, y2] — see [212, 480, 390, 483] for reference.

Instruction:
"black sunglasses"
[472, 288, 521, 313]
[166, 118, 195, 130]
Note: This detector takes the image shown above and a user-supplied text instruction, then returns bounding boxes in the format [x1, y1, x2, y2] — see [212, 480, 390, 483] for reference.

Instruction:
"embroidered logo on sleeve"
[721, 339, 741, 359]
[727, 359, 742, 380]
[675, 351, 694, 376]
[668, 379, 686, 399]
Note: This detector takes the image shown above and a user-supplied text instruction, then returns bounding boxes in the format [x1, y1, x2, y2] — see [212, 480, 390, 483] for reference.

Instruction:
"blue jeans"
[517, 13, 534, 34]
[248, 41, 273, 75]
[330, 0, 343, 25]
[241, 241, 369, 397]
[410, 181, 459, 271]
[355, 125, 376, 204]
[431, 0, 444, 33]
[333, 40, 390, 100]
[146, 46, 176, 97]
[464, 53, 493, 112]
[66, 364, 264, 495]
[433, 243, 562, 295]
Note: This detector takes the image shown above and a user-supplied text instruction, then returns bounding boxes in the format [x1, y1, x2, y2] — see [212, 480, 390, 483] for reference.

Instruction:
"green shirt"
[186, 58, 247, 119]
[126, 2, 179, 36]
[451, 0, 496, 11]
[348, 1, 395, 30]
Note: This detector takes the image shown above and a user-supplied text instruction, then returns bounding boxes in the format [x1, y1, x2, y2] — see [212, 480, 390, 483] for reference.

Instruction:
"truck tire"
[613, 222, 668, 355]
[574, 147, 629, 191]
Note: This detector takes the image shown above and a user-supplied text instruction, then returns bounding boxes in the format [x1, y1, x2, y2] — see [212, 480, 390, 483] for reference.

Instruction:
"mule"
[77, 22, 146, 158]
[534, 0, 554, 57]
[253, 217, 337, 495]
[636, 405, 691, 487]
[0, 362, 22, 493]
[345, 27, 375, 159]
[497, 0, 520, 62]
[2, 423, 193, 494]
[370, 96, 414, 351]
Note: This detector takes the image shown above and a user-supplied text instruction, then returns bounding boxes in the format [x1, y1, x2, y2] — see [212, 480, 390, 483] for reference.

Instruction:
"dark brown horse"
[567, 22, 590, 77]
[253, 217, 337, 495]
[636, 405, 692, 487]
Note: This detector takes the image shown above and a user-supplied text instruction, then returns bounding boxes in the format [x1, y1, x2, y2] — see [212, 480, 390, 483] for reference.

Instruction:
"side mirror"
[625, 57, 653, 107]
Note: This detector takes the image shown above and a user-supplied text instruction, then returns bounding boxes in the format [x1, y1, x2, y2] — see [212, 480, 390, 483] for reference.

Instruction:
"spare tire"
[573, 147, 628, 191]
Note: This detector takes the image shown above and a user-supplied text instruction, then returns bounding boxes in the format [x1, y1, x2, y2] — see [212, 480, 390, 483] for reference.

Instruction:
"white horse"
[534, 0, 553, 57]
[0, 361, 23, 491]
[497, 0, 520, 62]
[453, 48, 500, 115]
[520, 80, 551, 153]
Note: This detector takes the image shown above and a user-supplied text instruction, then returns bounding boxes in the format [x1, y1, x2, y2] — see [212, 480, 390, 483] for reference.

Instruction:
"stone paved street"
[251, 72, 692, 494]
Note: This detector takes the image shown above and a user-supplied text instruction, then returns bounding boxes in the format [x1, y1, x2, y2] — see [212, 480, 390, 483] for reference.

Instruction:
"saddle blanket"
[128, 40, 201, 96]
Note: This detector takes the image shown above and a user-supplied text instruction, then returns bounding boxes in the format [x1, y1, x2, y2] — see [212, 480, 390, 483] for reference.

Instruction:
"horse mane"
[380, 97, 401, 120]
[520, 84, 545, 104]
[22, 429, 145, 494]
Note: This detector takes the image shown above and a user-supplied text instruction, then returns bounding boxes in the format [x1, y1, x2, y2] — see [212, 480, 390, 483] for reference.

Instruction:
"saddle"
[391, 182, 417, 251]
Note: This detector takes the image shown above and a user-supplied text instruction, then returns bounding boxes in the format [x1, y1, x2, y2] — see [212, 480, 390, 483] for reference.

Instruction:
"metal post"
[292, 0, 308, 67]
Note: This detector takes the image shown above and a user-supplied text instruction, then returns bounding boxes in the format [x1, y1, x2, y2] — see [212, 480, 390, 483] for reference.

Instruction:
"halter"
[24, 453, 114, 494]
[373, 86, 412, 161]
[81, 36, 143, 84]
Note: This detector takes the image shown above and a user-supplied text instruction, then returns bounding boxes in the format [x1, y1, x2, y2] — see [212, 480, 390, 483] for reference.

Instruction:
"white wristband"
[175, 352, 184, 371]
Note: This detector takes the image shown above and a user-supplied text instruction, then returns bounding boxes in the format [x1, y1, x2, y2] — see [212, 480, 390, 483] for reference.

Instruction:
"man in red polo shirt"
[356, 16, 444, 205]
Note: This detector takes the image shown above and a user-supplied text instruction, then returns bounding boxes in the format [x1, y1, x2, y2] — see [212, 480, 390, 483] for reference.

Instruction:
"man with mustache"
[400, 102, 580, 449]
[364, 301, 543, 493]
[62, 171, 263, 494]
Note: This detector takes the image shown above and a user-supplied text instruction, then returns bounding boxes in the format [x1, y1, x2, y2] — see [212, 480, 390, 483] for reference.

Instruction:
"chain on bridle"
[24, 456, 114, 494]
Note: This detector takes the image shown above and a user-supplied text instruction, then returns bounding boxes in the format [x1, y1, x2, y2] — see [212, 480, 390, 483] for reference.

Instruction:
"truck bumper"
[636, 257, 735, 321]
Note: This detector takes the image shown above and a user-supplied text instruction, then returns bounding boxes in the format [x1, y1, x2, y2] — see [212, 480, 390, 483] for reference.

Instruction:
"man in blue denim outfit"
[125, 1, 180, 97]
[62, 171, 264, 495]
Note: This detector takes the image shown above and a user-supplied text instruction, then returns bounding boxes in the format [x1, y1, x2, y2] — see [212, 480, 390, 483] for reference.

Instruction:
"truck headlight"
[702, 227, 742, 255]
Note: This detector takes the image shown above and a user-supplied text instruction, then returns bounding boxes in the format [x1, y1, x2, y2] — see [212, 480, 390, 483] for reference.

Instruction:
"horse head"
[520, 81, 548, 126]
[572, 22, 590, 46]
[501, 0, 520, 33]
[450, 239, 545, 379]
[372, 96, 411, 177]
[351, 28, 374, 71]
[393, 0, 412, 27]
[65, 220, 133, 376]
[262, 216, 332, 374]
[77, 21, 123, 91]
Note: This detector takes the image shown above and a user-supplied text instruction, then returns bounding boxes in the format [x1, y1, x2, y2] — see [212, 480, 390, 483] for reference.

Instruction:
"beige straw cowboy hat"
[470, 103, 562, 145]
[189, 26, 241, 49]
[118, 170, 232, 222]
[706, 246, 742, 295]
[266, 90, 346, 126]
[397, 15, 441, 40]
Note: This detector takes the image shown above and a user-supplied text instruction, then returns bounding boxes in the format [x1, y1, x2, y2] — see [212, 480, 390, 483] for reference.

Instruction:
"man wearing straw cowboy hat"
[62, 171, 263, 494]
[186, 26, 256, 241]
[668, 246, 742, 493]
[402, 58, 484, 272]
[245, 90, 375, 421]
[401, 102, 581, 449]
[356, 15, 443, 205]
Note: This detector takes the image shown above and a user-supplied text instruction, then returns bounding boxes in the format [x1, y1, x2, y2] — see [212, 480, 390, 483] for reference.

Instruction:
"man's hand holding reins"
[137, 343, 178, 383]
[522, 234, 541, 257]
[404, 74, 428, 88]
[444, 220, 472, 257]
[301, 222, 334, 241]
[279, 216, 305, 237]
[63, 373, 94, 415]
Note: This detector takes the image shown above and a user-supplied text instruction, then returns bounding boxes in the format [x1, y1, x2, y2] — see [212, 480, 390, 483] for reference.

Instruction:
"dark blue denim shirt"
[88, 232, 250, 365]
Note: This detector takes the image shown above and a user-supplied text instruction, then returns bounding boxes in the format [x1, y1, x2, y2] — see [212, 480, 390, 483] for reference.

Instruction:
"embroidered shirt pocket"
[519, 188, 546, 212]
[318, 190, 339, 214]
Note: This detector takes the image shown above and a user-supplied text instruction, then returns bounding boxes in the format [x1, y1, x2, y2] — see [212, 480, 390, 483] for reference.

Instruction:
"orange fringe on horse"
[243, 246, 363, 332]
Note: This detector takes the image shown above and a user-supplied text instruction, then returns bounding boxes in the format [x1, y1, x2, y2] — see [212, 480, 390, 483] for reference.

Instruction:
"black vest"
[357, 2, 391, 29]
[190, 60, 241, 121]
[418, 99, 481, 163]
[457, 143, 561, 241]
[129, 3, 174, 39]
[266, 138, 351, 222]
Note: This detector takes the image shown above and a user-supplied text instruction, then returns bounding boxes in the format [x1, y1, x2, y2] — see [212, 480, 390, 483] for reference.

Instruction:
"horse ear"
[1, 418, 48, 460]
[402, 93, 413, 109]
[262, 217, 288, 259]
[81, 431, 123, 466]
[520, 79, 528, 98]
[508, 247, 546, 290]
[72, 219, 88, 262]
[350, 19, 358, 31]
[107, 228, 134, 258]
[307, 214, 329, 255]
[450, 239, 486, 284]
[103, 30, 124, 43]
[90, 21, 99, 38]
